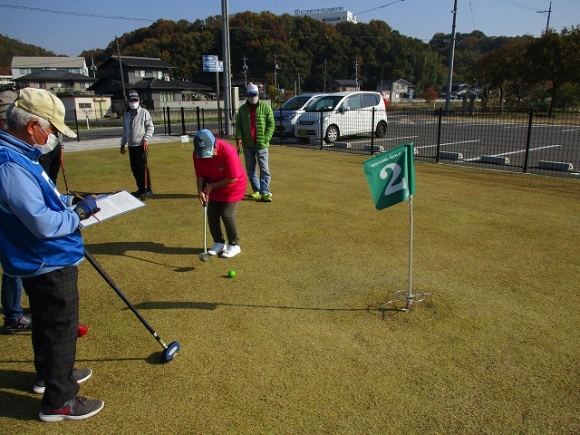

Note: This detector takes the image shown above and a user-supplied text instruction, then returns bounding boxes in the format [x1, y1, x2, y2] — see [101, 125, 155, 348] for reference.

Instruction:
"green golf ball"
[228, 269, 236, 278]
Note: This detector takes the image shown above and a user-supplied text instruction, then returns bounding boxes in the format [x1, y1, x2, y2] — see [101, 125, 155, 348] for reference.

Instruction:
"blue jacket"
[0, 130, 84, 277]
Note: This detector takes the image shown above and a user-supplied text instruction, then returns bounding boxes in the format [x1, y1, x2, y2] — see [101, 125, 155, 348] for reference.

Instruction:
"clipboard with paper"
[78, 189, 146, 228]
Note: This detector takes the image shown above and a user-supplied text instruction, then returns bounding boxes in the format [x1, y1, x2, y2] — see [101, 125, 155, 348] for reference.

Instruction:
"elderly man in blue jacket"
[0, 88, 104, 422]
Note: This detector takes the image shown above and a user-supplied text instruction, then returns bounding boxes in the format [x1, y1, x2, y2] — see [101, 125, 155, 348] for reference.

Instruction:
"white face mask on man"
[34, 126, 59, 154]
[129, 101, 140, 110]
[247, 96, 259, 105]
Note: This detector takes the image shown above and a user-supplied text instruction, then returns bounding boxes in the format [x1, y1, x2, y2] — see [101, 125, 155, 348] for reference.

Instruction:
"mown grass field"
[0, 140, 579, 434]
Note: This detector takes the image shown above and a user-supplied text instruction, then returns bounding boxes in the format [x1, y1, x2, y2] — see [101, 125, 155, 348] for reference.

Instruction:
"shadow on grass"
[146, 193, 195, 200]
[0, 370, 41, 421]
[87, 241, 197, 257]
[132, 300, 388, 314]
[85, 242, 198, 272]
[129, 300, 437, 324]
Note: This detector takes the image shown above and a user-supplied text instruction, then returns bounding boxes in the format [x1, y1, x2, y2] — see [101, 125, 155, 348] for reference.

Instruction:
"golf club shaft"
[60, 152, 69, 193]
[83, 249, 168, 350]
[203, 204, 207, 254]
[143, 148, 148, 193]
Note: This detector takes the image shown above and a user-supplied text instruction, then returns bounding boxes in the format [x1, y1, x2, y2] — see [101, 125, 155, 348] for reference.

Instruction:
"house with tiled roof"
[13, 70, 96, 93]
[328, 79, 359, 92]
[89, 56, 211, 111]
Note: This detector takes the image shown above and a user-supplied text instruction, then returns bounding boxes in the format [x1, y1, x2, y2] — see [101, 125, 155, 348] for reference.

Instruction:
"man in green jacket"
[235, 83, 275, 202]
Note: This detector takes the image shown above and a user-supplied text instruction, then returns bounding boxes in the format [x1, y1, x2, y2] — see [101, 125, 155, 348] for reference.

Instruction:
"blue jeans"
[1, 273, 24, 321]
[243, 147, 271, 194]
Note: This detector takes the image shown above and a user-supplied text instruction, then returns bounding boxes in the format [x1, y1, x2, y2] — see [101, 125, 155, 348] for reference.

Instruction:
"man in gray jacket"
[120, 90, 154, 199]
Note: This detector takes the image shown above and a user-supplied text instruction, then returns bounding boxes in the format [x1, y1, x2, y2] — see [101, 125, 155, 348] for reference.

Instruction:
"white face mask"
[248, 96, 259, 105]
[35, 126, 59, 154]
[129, 101, 140, 110]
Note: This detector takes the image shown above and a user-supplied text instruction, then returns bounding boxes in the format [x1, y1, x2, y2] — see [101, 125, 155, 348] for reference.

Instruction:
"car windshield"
[304, 95, 343, 112]
[280, 96, 312, 111]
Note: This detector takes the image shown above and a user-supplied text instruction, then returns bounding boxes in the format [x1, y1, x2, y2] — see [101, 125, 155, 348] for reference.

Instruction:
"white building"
[294, 7, 357, 24]
[11, 57, 89, 80]
[0, 75, 14, 87]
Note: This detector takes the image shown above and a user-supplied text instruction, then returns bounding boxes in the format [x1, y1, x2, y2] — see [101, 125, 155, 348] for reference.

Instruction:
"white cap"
[247, 83, 259, 96]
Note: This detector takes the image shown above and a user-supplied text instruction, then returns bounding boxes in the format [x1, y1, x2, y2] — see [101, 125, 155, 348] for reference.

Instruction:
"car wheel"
[324, 125, 339, 144]
[375, 121, 387, 138]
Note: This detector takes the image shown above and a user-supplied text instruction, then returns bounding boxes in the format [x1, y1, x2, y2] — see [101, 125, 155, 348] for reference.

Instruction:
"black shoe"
[2, 315, 32, 334]
[33, 367, 93, 394]
[39, 396, 104, 422]
[130, 190, 143, 197]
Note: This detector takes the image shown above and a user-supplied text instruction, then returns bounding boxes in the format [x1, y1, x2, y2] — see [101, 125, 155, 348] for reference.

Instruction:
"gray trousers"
[207, 200, 241, 246]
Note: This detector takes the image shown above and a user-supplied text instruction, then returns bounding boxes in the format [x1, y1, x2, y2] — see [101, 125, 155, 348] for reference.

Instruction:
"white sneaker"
[221, 244, 241, 258]
[208, 242, 225, 256]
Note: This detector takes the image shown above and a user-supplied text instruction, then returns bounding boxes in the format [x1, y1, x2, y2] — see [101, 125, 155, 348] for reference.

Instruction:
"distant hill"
[0, 16, 519, 94]
[0, 34, 57, 75]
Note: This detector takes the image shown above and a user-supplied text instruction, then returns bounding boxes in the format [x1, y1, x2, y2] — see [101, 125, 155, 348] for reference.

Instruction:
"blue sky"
[0, 0, 577, 56]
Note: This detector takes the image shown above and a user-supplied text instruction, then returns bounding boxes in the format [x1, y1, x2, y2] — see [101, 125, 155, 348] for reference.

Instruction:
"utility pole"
[354, 58, 360, 91]
[297, 73, 301, 94]
[324, 59, 327, 92]
[90, 58, 97, 78]
[537, 1, 552, 33]
[116, 37, 127, 105]
[444, 0, 458, 116]
[221, 0, 233, 135]
[242, 55, 248, 87]
[274, 54, 281, 91]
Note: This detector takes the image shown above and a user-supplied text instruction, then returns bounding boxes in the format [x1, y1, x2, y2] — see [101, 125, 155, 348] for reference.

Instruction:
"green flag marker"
[362, 143, 416, 210]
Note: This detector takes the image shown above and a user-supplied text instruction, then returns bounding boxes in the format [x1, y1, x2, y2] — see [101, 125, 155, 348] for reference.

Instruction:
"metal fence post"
[218, 106, 223, 138]
[74, 109, 80, 142]
[319, 111, 324, 149]
[181, 107, 186, 136]
[523, 107, 534, 174]
[167, 107, 171, 135]
[196, 107, 201, 132]
[278, 107, 283, 145]
[163, 107, 167, 135]
[436, 108, 443, 163]
[370, 107, 376, 156]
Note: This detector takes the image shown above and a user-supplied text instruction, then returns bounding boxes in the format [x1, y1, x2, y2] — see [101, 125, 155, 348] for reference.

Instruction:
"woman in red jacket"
[193, 130, 247, 258]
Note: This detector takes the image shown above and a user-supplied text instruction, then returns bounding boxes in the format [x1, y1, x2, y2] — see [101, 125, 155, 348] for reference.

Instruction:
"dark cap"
[127, 90, 139, 101]
[193, 129, 216, 159]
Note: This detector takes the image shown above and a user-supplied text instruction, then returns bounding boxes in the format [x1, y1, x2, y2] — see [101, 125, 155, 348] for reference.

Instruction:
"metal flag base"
[378, 290, 436, 322]
[381, 290, 428, 315]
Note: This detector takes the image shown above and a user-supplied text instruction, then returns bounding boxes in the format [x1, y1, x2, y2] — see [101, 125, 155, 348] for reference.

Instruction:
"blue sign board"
[202, 55, 223, 72]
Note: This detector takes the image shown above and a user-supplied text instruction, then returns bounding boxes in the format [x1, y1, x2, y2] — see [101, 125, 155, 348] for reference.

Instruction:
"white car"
[295, 91, 388, 144]
[273, 93, 324, 138]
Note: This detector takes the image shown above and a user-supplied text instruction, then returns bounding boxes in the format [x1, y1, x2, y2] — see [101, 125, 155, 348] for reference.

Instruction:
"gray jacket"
[121, 107, 154, 147]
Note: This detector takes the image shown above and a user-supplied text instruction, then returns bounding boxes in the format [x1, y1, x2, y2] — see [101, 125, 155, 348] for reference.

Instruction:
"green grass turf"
[0, 141, 579, 434]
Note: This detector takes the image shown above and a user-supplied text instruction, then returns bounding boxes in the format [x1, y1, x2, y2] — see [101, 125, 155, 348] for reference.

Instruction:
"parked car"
[273, 93, 324, 138]
[295, 91, 388, 144]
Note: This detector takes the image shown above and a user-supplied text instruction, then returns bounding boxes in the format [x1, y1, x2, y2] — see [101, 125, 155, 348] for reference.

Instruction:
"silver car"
[273, 93, 324, 138]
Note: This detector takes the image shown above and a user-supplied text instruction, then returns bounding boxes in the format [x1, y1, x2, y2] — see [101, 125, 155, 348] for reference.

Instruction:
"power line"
[498, 0, 538, 12]
[0, 3, 153, 22]
[356, 0, 405, 16]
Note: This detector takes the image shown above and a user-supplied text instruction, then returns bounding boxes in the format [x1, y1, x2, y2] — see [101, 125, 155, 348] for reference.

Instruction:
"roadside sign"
[202, 55, 223, 72]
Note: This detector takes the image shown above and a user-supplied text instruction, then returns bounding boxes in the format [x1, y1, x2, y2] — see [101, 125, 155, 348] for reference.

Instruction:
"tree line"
[2, 12, 579, 111]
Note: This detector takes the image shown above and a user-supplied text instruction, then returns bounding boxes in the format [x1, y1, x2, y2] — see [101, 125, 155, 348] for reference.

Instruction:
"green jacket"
[235, 101, 275, 149]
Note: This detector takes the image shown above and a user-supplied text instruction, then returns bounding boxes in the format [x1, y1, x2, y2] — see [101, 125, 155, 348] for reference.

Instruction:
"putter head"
[199, 253, 210, 262]
[163, 341, 180, 362]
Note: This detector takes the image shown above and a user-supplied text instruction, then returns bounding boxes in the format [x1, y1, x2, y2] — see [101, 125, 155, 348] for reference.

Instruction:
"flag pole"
[406, 194, 414, 310]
